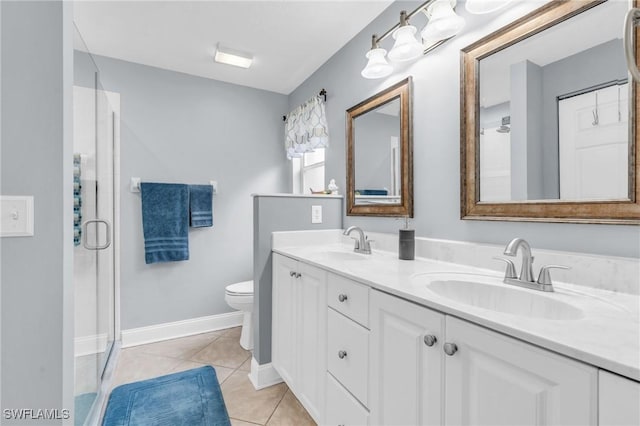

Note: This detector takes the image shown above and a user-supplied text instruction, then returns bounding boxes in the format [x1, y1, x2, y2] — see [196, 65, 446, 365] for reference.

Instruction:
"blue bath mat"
[102, 366, 230, 426]
[75, 392, 97, 426]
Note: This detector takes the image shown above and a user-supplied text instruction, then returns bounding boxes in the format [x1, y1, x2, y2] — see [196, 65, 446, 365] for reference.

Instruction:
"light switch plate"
[1, 196, 34, 237]
[311, 205, 322, 224]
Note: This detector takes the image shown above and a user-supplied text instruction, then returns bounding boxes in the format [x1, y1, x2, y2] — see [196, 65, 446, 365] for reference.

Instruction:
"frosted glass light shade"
[421, 1, 465, 42]
[465, 0, 513, 14]
[388, 25, 423, 62]
[361, 48, 393, 79]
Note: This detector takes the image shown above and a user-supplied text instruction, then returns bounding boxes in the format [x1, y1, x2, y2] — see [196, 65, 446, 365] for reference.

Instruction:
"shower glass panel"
[73, 25, 117, 425]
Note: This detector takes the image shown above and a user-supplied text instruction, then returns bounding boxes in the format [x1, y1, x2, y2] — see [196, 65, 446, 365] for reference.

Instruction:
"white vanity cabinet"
[272, 253, 629, 426]
[369, 289, 445, 426]
[599, 370, 640, 426]
[326, 275, 371, 425]
[445, 315, 597, 426]
[369, 289, 598, 426]
[271, 253, 327, 423]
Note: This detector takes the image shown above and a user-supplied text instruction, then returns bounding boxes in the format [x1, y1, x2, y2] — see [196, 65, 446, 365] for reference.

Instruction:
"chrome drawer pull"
[289, 271, 296, 277]
[338, 350, 348, 359]
[338, 294, 348, 302]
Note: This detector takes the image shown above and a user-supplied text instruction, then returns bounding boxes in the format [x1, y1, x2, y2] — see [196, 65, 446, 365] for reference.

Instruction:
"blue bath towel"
[189, 184, 213, 228]
[140, 183, 189, 264]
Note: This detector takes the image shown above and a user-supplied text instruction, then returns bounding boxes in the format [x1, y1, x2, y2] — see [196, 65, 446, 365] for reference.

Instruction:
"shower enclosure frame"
[73, 81, 122, 426]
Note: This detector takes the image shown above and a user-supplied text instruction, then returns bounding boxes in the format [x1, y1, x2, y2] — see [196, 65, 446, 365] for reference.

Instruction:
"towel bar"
[130, 177, 218, 194]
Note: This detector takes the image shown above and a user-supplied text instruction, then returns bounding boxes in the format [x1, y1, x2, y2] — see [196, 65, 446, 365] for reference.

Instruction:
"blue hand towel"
[140, 183, 189, 264]
[189, 184, 213, 228]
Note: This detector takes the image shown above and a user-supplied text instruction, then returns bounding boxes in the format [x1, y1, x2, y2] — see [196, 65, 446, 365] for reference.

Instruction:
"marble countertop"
[273, 242, 640, 382]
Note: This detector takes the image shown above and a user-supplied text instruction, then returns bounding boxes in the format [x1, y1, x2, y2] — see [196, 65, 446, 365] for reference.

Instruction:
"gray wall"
[354, 112, 398, 191]
[75, 52, 289, 330]
[289, 0, 640, 259]
[541, 39, 628, 198]
[480, 102, 510, 128]
[253, 195, 342, 364]
[1, 1, 75, 423]
[510, 60, 544, 200]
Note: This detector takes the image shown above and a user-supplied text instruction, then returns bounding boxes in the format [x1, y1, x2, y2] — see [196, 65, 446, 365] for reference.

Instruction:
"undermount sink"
[412, 272, 584, 320]
[321, 250, 369, 261]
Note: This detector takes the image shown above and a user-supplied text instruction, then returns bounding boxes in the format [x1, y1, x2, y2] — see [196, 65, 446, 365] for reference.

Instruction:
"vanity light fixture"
[388, 11, 424, 62]
[421, 0, 465, 42]
[361, 0, 466, 79]
[214, 44, 253, 69]
[361, 35, 394, 79]
[465, 0, 513, 15]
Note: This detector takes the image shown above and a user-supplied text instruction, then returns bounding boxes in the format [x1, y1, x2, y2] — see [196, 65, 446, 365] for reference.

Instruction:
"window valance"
[284, 95, 329, 159]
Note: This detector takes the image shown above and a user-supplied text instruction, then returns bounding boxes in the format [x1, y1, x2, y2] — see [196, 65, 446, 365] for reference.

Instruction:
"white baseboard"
[121, 311, 244, 348]
[75, 333, 108, 357]
[248, 357, 283, 390]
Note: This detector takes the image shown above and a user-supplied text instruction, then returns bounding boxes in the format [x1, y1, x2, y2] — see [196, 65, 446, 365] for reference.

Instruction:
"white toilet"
[224, 280, 254, 350]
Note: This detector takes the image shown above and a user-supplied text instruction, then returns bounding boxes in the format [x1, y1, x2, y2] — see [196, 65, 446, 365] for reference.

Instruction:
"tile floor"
[110, 326, 316, 426]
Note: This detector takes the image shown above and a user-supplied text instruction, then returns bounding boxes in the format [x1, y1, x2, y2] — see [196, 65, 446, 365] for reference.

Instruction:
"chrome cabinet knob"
[443, 342, 458, 356]
[423, 335, 437, 347]
[295, 272, 302, 278]
[289, 271, 296, 277]
[338, 294, 348, 302]
[338, 350, 348, 359]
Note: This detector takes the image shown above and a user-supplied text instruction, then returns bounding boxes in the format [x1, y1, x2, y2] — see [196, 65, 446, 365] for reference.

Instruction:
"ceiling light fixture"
[361, 35, 394, 79]
[388, 11, 424, 62]
[214, 44, 253, 69]
[465, 0, 513, 15]
[421, 0, 465, 42]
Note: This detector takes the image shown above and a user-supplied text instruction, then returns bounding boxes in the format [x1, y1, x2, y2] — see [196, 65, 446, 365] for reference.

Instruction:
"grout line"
[263, 388, 289, 426]
[181, 336, 226, 363]
[229, 419, 262, 426]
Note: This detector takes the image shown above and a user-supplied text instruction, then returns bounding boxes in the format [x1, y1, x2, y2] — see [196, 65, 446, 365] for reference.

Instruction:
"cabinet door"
[599, 370, 640, 426]
[271, 253, 298, 387]
[297, 263, 328, 423]
[369, 289, 445, 426]
[445, 316, 597, 426]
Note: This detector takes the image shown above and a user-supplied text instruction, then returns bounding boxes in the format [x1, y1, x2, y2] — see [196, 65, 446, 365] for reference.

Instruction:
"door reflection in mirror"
[478, 0, 630, 202]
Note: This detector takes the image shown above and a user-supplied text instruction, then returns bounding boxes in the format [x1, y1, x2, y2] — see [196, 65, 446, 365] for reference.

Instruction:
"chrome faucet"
[496, 238, 569, 292]
[503, 238, 535, 282]
[343, 226, 372, 254]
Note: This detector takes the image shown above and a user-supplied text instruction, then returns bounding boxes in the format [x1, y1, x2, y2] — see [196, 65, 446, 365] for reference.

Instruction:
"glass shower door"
[73, 29, 117, 424]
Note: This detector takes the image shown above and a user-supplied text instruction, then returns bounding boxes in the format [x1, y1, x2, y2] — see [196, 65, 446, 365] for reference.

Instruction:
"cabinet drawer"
[326, 373, 369, 426]
[328, 274, 369, 327]
[327, 308, 369, 406]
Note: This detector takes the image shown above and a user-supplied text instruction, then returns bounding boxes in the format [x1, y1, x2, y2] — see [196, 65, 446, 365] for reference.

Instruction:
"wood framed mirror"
[347, 77, 413, 217]
[461, 0, 640, 224]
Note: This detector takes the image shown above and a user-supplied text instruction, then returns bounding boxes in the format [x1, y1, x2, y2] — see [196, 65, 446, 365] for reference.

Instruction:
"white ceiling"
[73, 1, 393, 95]
[479, 0, 628, 107]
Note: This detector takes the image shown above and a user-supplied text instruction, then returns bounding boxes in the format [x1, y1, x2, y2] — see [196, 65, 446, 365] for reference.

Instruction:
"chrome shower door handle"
[624, 8, 640, 81]
[82, 219, 112, 250]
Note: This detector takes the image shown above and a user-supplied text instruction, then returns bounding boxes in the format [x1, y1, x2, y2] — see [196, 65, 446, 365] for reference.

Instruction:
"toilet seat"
[225, 280, 253, 295]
